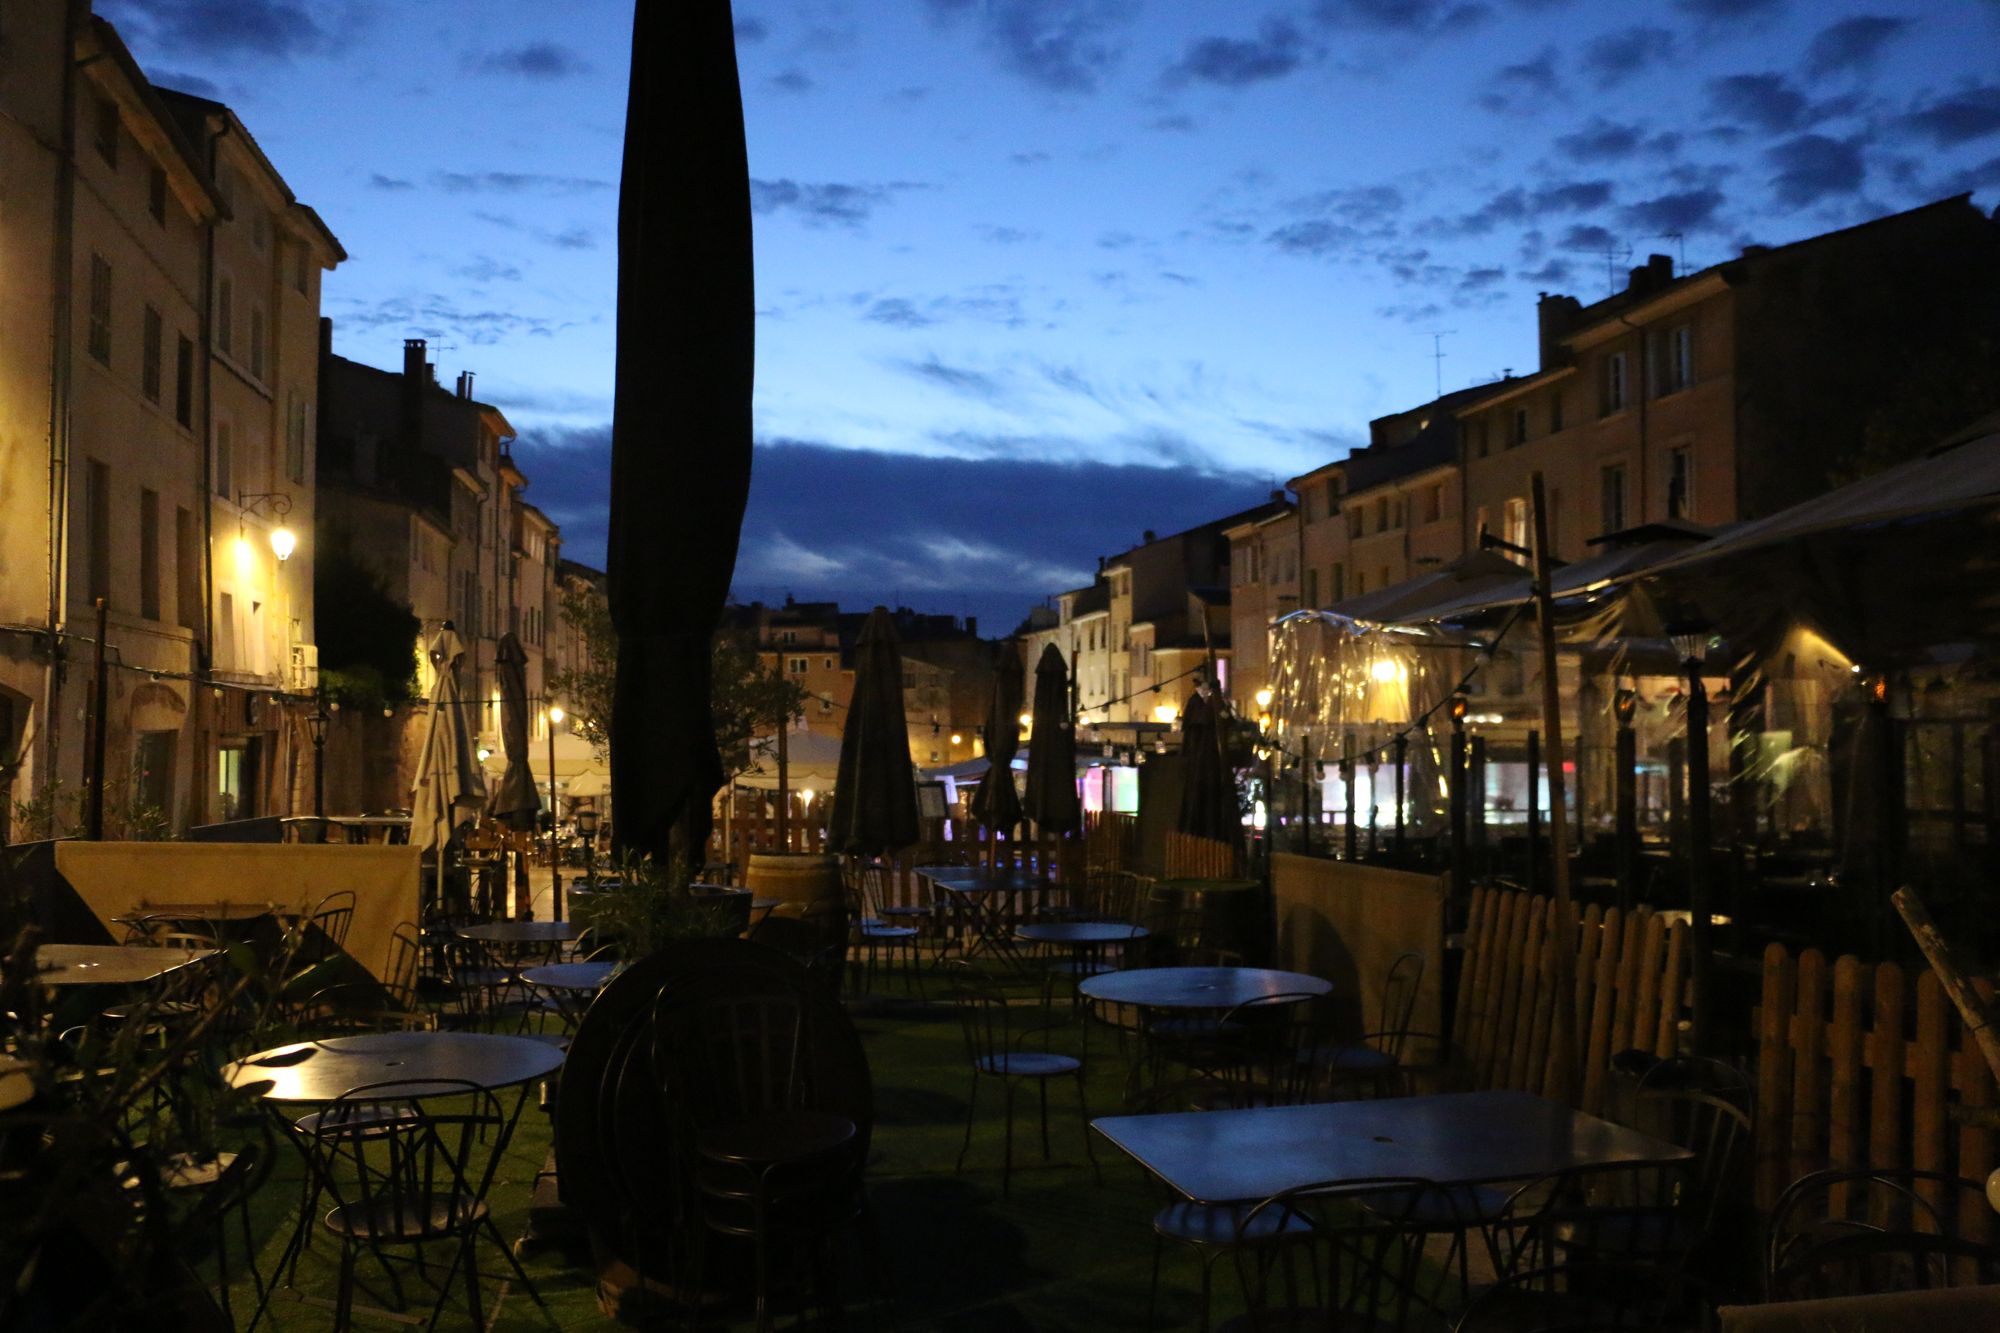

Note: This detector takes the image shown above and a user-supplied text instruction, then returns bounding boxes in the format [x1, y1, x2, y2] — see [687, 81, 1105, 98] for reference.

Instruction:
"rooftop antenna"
[1601, 240, 1632, 297]
[1661, 231, 1686, 271]
[1421, 330, 1456, 399]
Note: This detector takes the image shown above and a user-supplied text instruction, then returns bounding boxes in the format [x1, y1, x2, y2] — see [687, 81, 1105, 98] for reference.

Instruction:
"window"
[1324, 477, 1340, 511]
[1474, 419, 1490, 458]
[779, 629, 797, 644]
[175, 507, 199, 629]
[1512, 407, 1529, 447]
[141, 305, 162, 402]
[1502, 497, 1529, 565]
[1667, 325, 1693, 392]
[823, 656, 834, 669]
[1549, 392, 1564, 433]
[139, 489, 160, 620]
[147, 164, 167, 224]
[285, 390, 307, 483]
[1424, 483, 1443, 524]
[1347, 506, 1362, 534]
[292, 242, 309, 294]
[213, 418, 233, 498]
[1303, 568, 1318, 608]
[820, 697, 834, 715]
[93, 96, 118, 166]
[252, 209, 270, 253]
[175, 334, 193, 427]
[86, 459, 111, 606]
[249, 303, 266, 380]
[787, 656, 807, 674]
[134, 731, 175, 817]
[1603, 352, 1628, 414]
[215, 165, 234, 216]
[1374, 497, 1389, 533]
[1600, 463, 1627, 535]
[1668, 446, 1695, 519]
[1331, 563, 1345, 601]
[1354, 570, 1366, 595]
[87, 254, 111, 364]
[216, 274, 234, 356]
[1379, 565, 1391, 589]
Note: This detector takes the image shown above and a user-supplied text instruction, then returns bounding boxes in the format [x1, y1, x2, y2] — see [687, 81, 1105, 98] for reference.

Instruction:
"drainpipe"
[195, 115, 231, 823]
[1617, 312, 1651, 520]
[44, 10, 97, 788]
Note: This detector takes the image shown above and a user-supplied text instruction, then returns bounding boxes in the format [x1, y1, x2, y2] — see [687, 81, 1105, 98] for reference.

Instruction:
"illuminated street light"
[269, 525, 297, 561]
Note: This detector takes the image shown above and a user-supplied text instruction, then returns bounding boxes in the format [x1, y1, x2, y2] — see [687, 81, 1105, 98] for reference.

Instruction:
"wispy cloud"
[472, 41, 590, 80]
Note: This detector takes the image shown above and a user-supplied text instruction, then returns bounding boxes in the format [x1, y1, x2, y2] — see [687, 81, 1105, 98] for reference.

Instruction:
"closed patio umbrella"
[828, 607, 919, 855]
[1176, 689, 1238, 845]
[1022, 643, 1080, 836]
[486, 632, 541, 830]
[969, 648, 1024, 845]
[606, 0, 755, 864]
[410, 626, 486, 904]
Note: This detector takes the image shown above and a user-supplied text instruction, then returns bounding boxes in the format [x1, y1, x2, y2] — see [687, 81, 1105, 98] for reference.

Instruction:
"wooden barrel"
[1141, 877, 1270, 966]
[745, 852, 842, 921]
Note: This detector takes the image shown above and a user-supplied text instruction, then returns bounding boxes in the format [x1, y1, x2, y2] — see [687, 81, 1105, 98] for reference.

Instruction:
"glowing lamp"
[1153, 702, 1178, 725]
[269, 525, 296, 562]
[1253, 686, 1274, 710]
[548, 704, 565, 725]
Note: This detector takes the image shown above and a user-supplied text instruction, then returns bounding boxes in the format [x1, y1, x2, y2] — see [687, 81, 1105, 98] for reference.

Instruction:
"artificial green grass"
[229, 978, 1251, 1331]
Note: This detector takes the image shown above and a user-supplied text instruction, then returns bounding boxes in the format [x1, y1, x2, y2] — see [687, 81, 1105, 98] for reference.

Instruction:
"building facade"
[0, 10, 341, 836]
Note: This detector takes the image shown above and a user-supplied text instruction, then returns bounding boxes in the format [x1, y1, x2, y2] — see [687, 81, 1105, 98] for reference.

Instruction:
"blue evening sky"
[102, 0, 2000, 630]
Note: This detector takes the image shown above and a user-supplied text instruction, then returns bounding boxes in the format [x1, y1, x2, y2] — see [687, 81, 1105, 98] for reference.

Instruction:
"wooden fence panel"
[1755, 947, 2000, 1241]
[1163, 831, 1238, 879]
[1452, 883, 1684, 1114]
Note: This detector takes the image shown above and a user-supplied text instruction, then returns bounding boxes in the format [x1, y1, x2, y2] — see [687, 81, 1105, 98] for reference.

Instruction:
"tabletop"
[1016, 922, 1151, 945]
[224, 1031, 566, 1102]
[28, 943, 217, 986]
[520, 960, 618, 992]
[915, 866, 1046, 891]
[456, 920, 583, 944]
[1078, 965, 1331, 1011]
[1094, 1089, 1693, 1207]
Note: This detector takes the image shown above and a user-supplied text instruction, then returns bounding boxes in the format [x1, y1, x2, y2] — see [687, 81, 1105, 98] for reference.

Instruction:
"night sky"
[102, 0, 2000, 632]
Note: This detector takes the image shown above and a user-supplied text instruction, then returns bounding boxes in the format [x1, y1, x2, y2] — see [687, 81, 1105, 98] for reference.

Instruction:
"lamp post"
[1669, 623, 1713, 1054]
[546, 701, 564, 922]
[307, 692, 331, 827]
[1449, 694, 1470, 921]
[1614, 688, 1639, 913]
[575, 804, 599, 893]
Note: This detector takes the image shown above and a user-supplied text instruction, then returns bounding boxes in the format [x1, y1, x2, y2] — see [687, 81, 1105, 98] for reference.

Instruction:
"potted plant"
[569, 856, 753, 956]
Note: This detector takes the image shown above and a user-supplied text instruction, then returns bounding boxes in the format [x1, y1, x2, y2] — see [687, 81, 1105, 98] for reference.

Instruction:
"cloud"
[976, 224, 1037, 244]
[1899, 85, 2000, 148]
[1555, 117, 1680, 163]
[434, 171, 612, 195]
[1559, 223, 1618, 251]
[1765, 134, 1865, 206]
[1672, 0, 1786, 20]
[771, 68, 814, 94]
[1620, 188, 1725, 234]
[452, 255, 523, 283]
[1265, 184, 1406, 257]
[467, 211, 598, 250]
[900, 356, 1010, 403]
[863, 299, 936, 329]
[1582, 26, 1675, 89]
[923, 0, 1131, 95]
[734, 16, 770, 42]
[368, 173, 416, 191]
[330, 293, 578, 347]
[1520, 258, 1573, 284]
[1149, 113, 1199, 133]
[1935, 154, 2000, 196]
[473, 41, 589, 79]
[1805, 15, 1909, 78]
[1705, 72, 1808, 133]
[96, 0, 349, 59]
[750, 178, 917, 228]
[1477, 46, 1562, 116]
[1009, 150, 1052, 166]
[1310, 0, 1492, 38]
[1167, 18, 1315, 87]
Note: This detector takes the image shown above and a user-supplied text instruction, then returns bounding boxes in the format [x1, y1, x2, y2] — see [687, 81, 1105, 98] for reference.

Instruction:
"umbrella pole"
[777, 723, 790, 849]
[1529, 472, 1579, 1103]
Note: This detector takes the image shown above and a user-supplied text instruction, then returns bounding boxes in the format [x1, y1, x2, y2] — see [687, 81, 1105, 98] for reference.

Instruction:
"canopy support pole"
[1530, 472, 1579, 1104]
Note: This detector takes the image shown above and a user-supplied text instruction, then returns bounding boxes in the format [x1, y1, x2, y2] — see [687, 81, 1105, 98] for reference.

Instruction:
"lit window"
[1603, 352, 1627, 413]
[88, 255, 112, 364]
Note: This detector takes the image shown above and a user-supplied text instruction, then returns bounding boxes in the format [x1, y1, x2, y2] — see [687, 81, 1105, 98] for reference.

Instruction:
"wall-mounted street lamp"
[545, 700, 565, 921]
[307, 692, 331, 823]
[237, 492, 296, 562]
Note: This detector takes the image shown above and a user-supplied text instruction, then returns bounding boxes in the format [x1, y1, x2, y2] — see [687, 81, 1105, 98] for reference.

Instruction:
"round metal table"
[28, 943, 217, 987]
[456, 920, 583, 945]
[1078, 965, 1330, 1011]
[223, 1031, 566, 1102]
[519, 960, 618, 993]
[1015, 922, 1149, 946]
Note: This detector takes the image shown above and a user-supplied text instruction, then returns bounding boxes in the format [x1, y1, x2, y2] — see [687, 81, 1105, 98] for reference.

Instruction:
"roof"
[1336, 379, 1520, 493]
[82, 19, 223, 219]
[153, 85, 347, 262]
[1318, 549, 1527, 625]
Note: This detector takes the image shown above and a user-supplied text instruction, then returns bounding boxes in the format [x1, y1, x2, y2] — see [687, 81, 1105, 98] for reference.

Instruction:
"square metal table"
[1093, 1089, 1693, 1206]
[28, 943, 218, 986]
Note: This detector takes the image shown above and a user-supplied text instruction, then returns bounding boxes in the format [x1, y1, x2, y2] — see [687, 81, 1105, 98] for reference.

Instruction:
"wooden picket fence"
[1164, 830, 1240, 879]
[1753, 945, 1997, 1242]
[1452, 883, 1687, 1117]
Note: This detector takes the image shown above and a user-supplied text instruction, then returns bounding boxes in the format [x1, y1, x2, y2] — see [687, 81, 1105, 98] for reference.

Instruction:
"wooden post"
[1615, 712, 1638, 913]
[1529, 472, 1579, 1102]
[1526, 727, 1542, 894]
[1449, 708, 1469, 920]
[1393, 732, 1407, 861]
[1895, 887, 2000, 1085]
[776, 722, 790, 846]
[1686, 657, 1713, 1054]
[1470, 734, 1489, 871]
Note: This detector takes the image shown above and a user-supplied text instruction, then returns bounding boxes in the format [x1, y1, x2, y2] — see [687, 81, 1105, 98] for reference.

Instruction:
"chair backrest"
[311, 891, 357, 950]
[1234, 1177, 1454, 1332]
[1377, 950, 1425, 1057]
[1636, 1053, 1753, 1113]
[307, 1079, 505, 1244]
[382, 922, 422, 1010]
[1217, 992, 1330, 1107]
[1630, 1087, 1752, 1237]
[1766, 1168, 2000, 1301]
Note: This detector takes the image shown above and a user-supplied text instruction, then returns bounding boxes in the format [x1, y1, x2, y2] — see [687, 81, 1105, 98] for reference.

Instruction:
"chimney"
[456, 371, 475, 400]
[1536, 292, 1582, 370]
[1625, 253, 1674, 298]
[964, 615, 977, 638]
[319, 316, 333, 362]
[403, 338, 428, 383]
[1142, 529, 1157, 544]
[401, 339, 427, 454]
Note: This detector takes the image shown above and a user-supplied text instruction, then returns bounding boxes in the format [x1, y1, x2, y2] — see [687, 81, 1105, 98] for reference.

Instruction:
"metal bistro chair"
[945, 962, 1099, 1196]
[845, 860, 925, 1000]
[303, 1078, 552, 1332]
[1314, 949, 1426, 1100]
[1766, 1168, 2000, 1301]
[311, 891, 357, 952]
